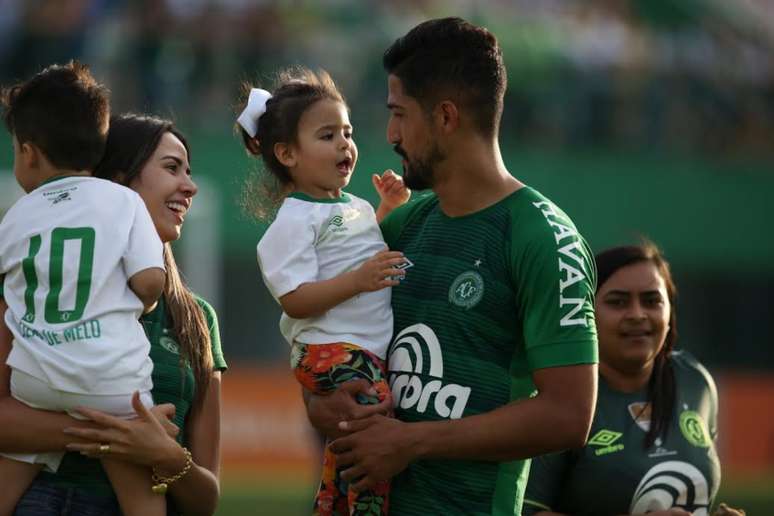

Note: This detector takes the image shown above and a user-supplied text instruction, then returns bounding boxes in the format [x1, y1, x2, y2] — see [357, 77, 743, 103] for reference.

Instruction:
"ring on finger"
[98, 443, 111, 454]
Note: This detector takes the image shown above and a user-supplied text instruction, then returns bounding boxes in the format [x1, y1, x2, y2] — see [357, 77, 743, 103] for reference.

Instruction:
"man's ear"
[434, 100, 460, 134]
[274, 142, 297, 168]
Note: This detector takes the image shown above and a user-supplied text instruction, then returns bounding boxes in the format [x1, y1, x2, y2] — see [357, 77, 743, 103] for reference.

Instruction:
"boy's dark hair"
[237, 66, 346, 219]
[595, 240, 678, 449]
[1, 61, 110, 171]
[383, 17, 506, 137]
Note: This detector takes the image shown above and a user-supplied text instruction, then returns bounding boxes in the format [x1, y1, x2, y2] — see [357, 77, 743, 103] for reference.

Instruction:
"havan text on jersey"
[532, 200, 592, 327]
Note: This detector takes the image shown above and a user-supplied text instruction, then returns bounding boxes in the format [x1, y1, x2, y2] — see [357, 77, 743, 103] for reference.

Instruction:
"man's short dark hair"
[2, 61, 110, 171]
[383, 17, 507, 137]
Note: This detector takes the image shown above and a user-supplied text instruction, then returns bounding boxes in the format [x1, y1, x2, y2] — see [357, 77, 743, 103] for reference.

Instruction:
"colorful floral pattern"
[293, 342, 392, 516]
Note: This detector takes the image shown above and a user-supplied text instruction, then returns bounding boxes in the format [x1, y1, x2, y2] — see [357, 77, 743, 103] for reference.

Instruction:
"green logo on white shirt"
[448, 271, 484, 309]
[325, 215, 346, 233]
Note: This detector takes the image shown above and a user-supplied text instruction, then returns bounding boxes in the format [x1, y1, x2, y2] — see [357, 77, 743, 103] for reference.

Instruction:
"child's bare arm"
[280, 250, 405, 319]
[128, 267, 166, 313]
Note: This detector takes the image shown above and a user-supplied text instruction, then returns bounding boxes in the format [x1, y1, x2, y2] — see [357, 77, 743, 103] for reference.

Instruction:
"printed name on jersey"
[388, 323, 471, 419]
[19, 318, 101, 346]
[630, 461, 710, 516]
[532, 201, 591, 327]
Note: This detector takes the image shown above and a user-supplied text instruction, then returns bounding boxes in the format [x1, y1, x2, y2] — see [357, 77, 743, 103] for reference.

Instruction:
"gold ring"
[98, 443, 111, 454]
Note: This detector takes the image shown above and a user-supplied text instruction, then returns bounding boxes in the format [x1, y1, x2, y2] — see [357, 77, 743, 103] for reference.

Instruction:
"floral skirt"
[292, 342, 391, 516]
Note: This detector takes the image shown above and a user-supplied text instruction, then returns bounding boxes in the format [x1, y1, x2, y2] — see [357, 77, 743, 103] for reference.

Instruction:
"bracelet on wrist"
[151, 447, 193, 495]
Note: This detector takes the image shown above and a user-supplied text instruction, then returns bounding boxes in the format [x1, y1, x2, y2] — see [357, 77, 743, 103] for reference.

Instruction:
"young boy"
[0, 62, 167, 516]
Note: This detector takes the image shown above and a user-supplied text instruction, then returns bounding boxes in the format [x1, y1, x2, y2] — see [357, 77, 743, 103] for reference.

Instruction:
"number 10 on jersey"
[21, 227, 95, 325]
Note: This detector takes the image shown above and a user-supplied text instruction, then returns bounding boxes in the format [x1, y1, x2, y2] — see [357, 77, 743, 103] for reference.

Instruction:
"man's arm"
[331, 363, 597, 490]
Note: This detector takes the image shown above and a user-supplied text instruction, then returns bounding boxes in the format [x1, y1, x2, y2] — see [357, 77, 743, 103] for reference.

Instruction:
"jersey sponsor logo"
[630, 461, 710, 516]
[532, 201, 591, 327]
[43, 186, 77, 206]
[51, 192, 71, 204]
[648, 437, 678, 458]
[679, 410, 711, 448]
[588, 429, 625, 456]
[387, 323, 472, 419]
[448, 271, 484, 309]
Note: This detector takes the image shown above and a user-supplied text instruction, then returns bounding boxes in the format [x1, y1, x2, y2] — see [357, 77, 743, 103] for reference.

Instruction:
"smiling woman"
[127, 132, 196, 242]
[523, 241, 743, 516]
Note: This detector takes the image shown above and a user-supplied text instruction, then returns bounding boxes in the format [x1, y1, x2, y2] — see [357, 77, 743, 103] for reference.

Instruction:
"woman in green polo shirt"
[523, 242, 742, 516]
[0, 114, 227, 515]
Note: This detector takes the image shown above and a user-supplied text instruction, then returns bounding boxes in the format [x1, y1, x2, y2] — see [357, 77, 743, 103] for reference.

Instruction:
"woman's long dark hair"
[94, 113, 213, 408]
[595, 241, 678, 448]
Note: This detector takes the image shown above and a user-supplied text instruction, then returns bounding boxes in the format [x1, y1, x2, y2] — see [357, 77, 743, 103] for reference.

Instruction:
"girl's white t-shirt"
[257, 192, 393, 358]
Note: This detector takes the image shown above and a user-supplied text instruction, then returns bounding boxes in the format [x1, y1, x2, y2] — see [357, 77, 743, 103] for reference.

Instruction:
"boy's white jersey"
[0, 176, 164, 395]
[257, 193, 392, 358]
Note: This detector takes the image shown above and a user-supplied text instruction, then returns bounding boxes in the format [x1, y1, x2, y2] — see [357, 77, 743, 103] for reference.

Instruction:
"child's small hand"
[354, 249, 407, 292]
[373, 170, 410, 210]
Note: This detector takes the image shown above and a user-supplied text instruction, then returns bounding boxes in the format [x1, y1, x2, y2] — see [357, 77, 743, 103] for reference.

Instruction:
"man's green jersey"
[380, 187, 599, 515]
[523, 350, 720, 516]
[38, 296, 227, 499]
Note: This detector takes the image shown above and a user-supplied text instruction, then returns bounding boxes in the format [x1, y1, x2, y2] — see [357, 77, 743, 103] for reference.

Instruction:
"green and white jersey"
[0, 176, 163, 395]
[38, 296, 227, 498]
[380, 187, 598, 515]
[258, 192, 392, 358]
[524, 351, 720, 516]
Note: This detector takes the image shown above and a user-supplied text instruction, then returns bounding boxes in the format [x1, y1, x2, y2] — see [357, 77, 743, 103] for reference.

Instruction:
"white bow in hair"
[237, 88, 273, 138]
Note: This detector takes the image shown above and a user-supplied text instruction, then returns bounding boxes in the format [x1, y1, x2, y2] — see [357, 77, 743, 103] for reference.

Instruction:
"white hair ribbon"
[236, 88, 273, 138]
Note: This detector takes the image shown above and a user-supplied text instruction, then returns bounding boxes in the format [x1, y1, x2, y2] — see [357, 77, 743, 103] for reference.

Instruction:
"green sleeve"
[512, 210, 598, 371]
[0, 275, 4, 298]
[522, 451, 573, 515]
[195, 297, 227, 371]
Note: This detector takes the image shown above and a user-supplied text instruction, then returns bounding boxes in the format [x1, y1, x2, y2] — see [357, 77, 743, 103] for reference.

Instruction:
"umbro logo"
[325, 214, 347, 233]
[588, 428, 625, 456]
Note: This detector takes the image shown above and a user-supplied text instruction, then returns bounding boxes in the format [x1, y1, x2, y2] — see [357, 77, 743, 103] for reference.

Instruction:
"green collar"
[38, 173, 90, 188]
[288, 191, 351, 204]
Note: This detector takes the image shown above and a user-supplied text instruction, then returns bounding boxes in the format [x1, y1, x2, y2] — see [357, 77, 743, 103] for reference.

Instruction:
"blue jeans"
[13, 478, 120, 516]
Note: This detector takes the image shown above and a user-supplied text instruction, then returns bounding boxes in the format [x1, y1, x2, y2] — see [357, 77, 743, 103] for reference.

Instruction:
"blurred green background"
[1, 0, 773, 513]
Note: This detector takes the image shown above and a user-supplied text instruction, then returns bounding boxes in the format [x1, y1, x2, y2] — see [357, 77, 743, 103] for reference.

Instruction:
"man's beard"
[395, 143, 443, 191]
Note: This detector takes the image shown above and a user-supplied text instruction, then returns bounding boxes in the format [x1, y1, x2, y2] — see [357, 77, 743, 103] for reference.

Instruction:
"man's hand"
[330, 414, 416, 492]
[306, 379, 391, 439]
